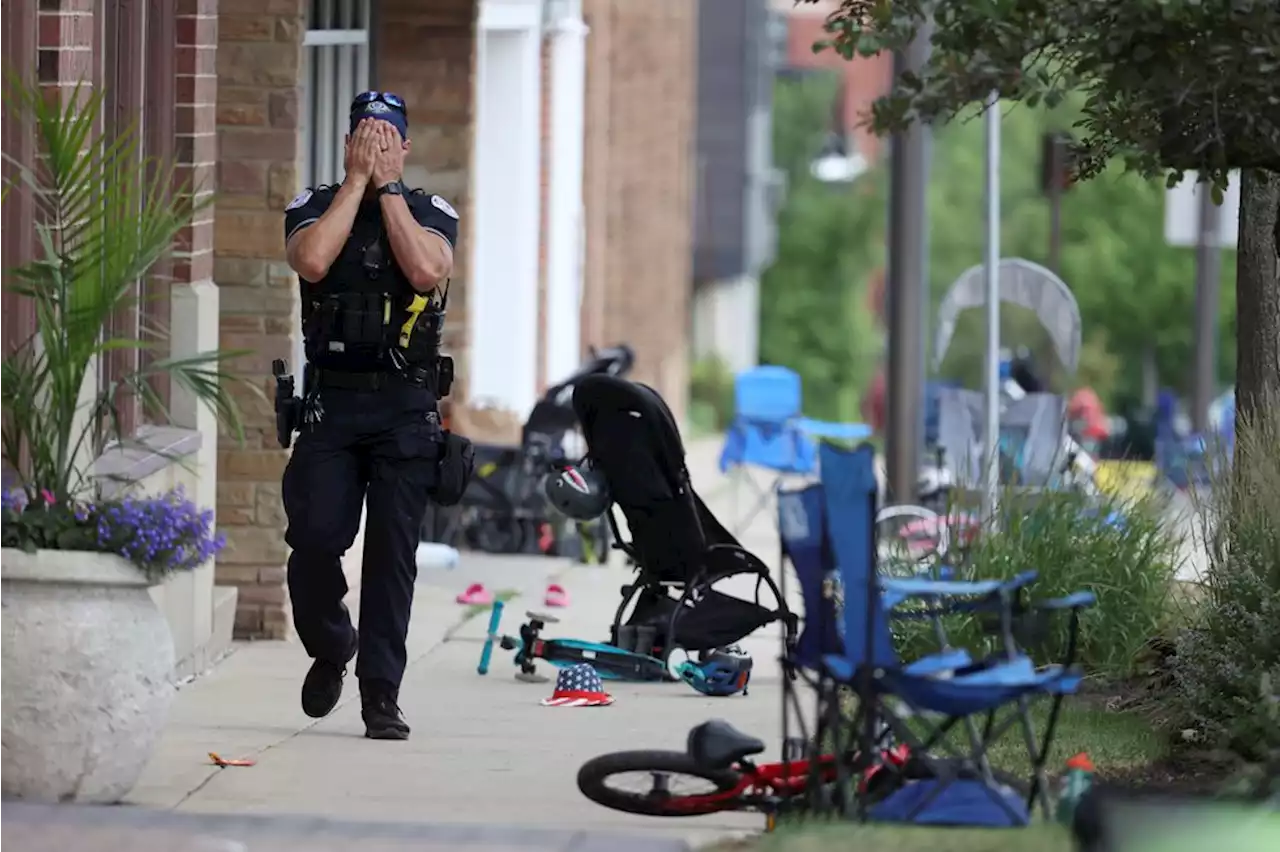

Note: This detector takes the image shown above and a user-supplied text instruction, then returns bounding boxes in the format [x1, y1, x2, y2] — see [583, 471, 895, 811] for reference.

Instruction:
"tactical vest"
[301, 197, 450, 395]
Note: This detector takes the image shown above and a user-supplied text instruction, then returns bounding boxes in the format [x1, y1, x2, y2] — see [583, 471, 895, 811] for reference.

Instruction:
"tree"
[759, 74, 885, 422]
[807, 0, 1280, 423]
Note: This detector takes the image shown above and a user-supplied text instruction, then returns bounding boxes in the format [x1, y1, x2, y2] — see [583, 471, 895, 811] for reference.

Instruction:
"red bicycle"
[575, 719, 911, 826]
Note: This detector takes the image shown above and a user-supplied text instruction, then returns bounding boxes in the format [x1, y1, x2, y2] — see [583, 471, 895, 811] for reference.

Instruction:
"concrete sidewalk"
[112, 436, 793, 851]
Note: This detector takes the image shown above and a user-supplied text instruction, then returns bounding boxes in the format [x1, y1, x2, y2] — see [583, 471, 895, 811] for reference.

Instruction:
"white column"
[544, 0, 587, 383]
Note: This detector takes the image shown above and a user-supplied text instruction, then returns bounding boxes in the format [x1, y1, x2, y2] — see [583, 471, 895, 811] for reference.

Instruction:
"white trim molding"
[480, 0, 545, 31]
[470, 0, 545, 415]
[543, 0, 587, 384]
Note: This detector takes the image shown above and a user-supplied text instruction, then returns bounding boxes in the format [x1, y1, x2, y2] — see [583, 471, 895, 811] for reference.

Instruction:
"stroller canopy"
[934, 259, 1082, 376]
[573, 375, 734, 583]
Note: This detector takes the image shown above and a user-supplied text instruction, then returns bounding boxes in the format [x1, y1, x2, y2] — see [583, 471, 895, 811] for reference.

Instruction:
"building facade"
[3, 0, 697, 646]
[216, 0, 698, 638]
[3, 0, 231, 676]
[690, 0, 783, 375]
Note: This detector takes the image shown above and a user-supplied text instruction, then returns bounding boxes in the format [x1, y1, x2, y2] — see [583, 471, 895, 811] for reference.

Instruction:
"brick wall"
[581, 0, 698, 424]
[376, 0, 476, 412]
[1, 0, 37, 349]
[36, 0, 93, 98]
[174, 0, 219, 358]
[213, 0, 305, 640]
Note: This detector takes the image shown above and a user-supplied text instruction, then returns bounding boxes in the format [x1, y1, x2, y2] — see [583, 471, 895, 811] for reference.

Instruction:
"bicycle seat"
[687, 719, 765, 769]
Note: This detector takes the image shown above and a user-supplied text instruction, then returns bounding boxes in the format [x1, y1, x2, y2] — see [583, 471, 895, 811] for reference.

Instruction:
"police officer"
[281, 92, 458, 740]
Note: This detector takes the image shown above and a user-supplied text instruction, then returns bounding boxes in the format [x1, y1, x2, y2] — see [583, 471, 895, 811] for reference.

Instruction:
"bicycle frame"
[664, 748, 907, 824]
[663, 756, 839, 817]
[477, 602, 669, 682]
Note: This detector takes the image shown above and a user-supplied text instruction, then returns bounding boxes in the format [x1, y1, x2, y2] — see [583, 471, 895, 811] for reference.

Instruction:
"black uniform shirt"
[283, 185, 460, 260]
[283, 185, 460, 372]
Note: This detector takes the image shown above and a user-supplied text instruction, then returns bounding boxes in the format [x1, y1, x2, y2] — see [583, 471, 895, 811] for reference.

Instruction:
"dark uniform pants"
[282, 385, 439, 689]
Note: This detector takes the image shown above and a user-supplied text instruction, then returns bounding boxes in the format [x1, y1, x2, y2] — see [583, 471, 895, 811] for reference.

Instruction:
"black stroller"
[422, 345, 635, 556]
[572, 374, 797, 658]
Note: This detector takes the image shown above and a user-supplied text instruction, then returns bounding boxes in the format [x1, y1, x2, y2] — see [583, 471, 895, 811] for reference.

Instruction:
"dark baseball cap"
[349, 91, 408, 138]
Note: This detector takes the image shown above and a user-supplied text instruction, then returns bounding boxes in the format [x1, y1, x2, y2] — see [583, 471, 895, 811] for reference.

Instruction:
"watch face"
[381, 181, 403, 195]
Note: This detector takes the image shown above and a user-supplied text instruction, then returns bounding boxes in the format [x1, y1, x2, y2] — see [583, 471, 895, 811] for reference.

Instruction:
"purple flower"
[88, 490, 226, 577]
[1, 489, 25, 513]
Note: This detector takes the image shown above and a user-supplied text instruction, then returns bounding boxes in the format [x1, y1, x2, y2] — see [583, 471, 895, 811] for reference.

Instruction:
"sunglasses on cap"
[351, 91, 407, 118]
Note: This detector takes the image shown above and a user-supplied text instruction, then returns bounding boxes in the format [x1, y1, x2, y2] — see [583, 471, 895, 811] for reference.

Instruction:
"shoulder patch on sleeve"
[430, 195, 458, 219]
[285, 189, 313, 212]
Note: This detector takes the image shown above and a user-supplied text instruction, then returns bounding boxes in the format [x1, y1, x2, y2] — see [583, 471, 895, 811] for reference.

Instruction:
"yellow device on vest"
[399, 294, 429, 348]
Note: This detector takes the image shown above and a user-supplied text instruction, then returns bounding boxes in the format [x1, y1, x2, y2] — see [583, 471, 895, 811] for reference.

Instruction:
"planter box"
[1, 548, 176, 803]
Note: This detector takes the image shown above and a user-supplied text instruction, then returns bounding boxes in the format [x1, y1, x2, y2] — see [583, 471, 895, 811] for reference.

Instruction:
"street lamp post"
[981, 92, 1002, 522]
[884, 20, 933, 506]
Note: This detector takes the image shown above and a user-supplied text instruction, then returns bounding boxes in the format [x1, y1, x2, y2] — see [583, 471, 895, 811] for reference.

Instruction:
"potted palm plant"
[1, 78, 244, 803]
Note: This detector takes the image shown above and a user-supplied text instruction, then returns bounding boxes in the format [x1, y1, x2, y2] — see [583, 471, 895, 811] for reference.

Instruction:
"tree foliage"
[810, 0, 1280, 189]
[805, 0, 1280, 421]
[759, 74, 885, 422]
[761, 71, 1236, 413]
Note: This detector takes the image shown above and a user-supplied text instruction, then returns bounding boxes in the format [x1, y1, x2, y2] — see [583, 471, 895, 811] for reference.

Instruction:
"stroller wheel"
[468, 516, 526, 554]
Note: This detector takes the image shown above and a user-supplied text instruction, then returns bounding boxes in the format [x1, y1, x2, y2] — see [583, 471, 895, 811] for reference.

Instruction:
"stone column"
[213, 0, 305, 640]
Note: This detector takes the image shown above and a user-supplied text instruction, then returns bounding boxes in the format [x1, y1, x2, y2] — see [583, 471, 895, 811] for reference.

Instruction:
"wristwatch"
[376, 180, 406, 198]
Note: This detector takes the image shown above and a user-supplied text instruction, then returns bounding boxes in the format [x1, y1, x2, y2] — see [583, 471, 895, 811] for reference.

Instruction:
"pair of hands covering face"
[347, 118, 404, 188]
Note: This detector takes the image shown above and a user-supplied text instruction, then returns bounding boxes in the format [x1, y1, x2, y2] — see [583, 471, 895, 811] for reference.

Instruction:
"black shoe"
[361, 686, 411, 740]
[300, 631, 358, 719]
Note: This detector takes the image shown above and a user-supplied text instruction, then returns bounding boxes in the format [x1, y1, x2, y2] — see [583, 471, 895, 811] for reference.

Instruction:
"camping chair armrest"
[795, 417, 873, 443]
[879, 570, 1039, 602]
[1031, 590, 1096, 669]
[1035, 591, 1096, 610]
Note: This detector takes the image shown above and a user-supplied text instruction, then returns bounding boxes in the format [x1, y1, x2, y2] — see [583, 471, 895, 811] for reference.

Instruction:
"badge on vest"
[286, 189, 313, 212]
[430, 195, 458, 219]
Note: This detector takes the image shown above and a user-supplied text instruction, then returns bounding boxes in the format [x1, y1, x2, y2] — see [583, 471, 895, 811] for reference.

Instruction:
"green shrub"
[689, 355, 736, 433]
[1171, 406, 1280, 763]
[894, 488, 1181, 679]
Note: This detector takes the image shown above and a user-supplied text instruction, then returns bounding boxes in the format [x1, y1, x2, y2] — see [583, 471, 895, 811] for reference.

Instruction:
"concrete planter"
[1, 548, 176, 803]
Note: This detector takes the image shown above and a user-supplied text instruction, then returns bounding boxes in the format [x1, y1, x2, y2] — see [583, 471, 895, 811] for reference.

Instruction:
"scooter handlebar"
[476, 599, 506, 675]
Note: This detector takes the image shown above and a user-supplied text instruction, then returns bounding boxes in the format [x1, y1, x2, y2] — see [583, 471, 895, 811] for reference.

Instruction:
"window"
[98, 0, 178, 433]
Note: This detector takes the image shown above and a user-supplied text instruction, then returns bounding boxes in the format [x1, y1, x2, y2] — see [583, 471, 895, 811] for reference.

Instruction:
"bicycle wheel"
[577, 751, 743, 817]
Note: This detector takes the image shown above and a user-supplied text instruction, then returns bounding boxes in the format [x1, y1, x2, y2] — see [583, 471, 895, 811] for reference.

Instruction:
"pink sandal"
[456, 583, 493, 606]
[544, 583, 571, 608]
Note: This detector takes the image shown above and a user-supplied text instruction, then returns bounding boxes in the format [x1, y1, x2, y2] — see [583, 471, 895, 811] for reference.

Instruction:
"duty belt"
[316, 369, 423, 392]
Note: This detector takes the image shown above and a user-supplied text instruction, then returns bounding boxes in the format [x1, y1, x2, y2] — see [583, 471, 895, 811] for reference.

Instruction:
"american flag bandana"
[540, 663, 615, 707]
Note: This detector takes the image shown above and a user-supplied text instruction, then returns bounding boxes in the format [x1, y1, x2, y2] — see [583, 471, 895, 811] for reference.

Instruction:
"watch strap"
[377, 180, 405, 197]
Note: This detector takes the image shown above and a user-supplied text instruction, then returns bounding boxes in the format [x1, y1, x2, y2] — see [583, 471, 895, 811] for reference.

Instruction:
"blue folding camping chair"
[719, 365, 870, 534]
[777, 442, 1096, 826]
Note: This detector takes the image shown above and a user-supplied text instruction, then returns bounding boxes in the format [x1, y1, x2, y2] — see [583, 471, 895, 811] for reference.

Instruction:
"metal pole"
[884, 20, 933, 506]
[981, 92, 1001, 522]
[1191, 179, 1221, 434]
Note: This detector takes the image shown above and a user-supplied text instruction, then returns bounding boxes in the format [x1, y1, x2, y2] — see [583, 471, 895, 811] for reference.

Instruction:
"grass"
[742, 822, 1075, 852]
[924, 698, 1166, 776]
[709, 699, 1164, 852]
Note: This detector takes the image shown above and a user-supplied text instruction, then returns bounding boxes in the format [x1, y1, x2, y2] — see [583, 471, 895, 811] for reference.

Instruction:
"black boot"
[300, 629, 358, 719]
[361, 680, 410, 740]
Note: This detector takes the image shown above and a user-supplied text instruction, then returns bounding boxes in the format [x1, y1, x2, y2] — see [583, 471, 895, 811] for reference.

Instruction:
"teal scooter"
[476, 600, 671, 683]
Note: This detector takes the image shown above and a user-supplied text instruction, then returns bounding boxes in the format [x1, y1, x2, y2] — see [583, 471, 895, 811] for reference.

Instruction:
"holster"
[429, 431, 475, 506]
[272, 359, 302, 449]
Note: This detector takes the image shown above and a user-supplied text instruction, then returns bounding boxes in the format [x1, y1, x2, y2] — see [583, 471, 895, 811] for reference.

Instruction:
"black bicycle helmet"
[544, 462, 611, 521]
